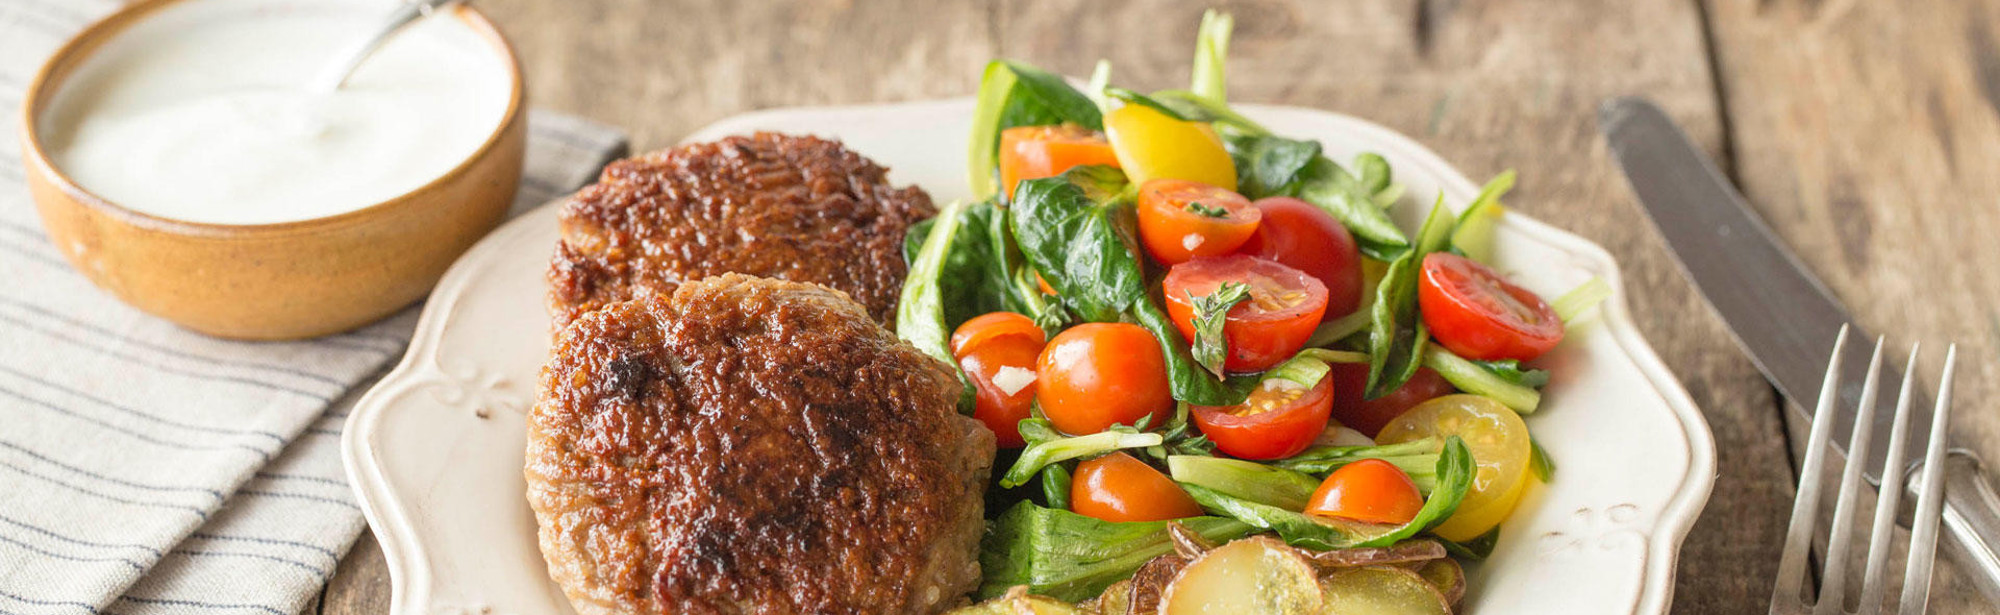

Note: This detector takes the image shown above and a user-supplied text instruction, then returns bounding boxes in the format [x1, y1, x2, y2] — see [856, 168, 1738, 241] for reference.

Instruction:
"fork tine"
[1899, 344, 1957, 615]
[1816, 337, 1886, 614]
[1856, 344, 1922, 612]
[1773, 325, 1852, 612]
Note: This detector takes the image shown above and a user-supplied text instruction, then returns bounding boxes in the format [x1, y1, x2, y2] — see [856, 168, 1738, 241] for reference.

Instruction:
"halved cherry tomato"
[1237, 197, 1365, 319]
[1071, 452, 1205, 522]
[951, 312, 1046, 359]
[1104, 103, 1237, 191]
[952, 313, 1048, 448]
[1036, 323, 1175, 435]
[1190, 372, 1335, 460]
[1418, 253, 1563, 361]
[1305, 458, 1425, 525]
[1328, 364, 1454, 437]
[998, 124, 1121, 200]
[1136, 179, 1261, 265]
[1162, 256, 1329, 373]
[1376, 394, 1533, 541]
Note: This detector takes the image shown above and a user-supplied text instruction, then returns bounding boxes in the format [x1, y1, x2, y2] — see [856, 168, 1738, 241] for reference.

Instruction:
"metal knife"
[1598, 96, 2000, 602]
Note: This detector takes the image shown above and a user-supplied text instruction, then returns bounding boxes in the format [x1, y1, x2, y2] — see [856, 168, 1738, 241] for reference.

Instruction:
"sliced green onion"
[1422, 345, 1540, 414]
[1450, 170, 1515, 264]
[999, 429, 1164, 488]
[1552, 276, 1612, 323]
[1191, 9, 1233, 103]
[1086, 59, 1113, 114]
[1169, 456, 1318, 511]
[1262, 354, 1333, 390]
[1296, 348, 1369, 365]
[1306, 310, 1373, 348]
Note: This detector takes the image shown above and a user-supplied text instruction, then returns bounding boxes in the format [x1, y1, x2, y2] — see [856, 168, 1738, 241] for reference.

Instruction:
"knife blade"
[1598, 96, 2000, 601]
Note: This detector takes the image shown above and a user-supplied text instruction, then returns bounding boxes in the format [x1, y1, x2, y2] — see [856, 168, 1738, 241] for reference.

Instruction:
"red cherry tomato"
[1162, 256, 1329, 373]
[1237, 197, 1365, 319]
[1418, 252, 1564, 361]
[998, 124, 1121, 200]
[1035, 323, 1175, 435]
[1071, 452, 1205, 522]
[1328, 363, 1454, 438]
[951, 312, 1046, 359]
[1136, 179, 1261, 265]
[1305, 458, 1425, 525]
[952, 313, 1048, 448]
[1190, 373, 1335, 460]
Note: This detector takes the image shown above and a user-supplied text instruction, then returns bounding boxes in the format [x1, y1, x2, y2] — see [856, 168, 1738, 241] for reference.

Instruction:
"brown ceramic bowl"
[17, 0, 526, 341]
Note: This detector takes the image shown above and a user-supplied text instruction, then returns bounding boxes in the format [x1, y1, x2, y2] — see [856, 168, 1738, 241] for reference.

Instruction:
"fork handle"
[1937, 450, 2000, 604]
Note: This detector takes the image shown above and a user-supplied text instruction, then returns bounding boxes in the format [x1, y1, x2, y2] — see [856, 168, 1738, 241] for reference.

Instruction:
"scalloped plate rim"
[343, 97, 1718, 615]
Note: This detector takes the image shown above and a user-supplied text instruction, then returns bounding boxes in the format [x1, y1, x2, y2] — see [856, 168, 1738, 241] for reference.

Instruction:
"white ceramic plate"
[342, 99, 1716, 615]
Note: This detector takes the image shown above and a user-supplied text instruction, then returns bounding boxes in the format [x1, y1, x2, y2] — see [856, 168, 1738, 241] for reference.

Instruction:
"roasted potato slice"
[1085, 579, 1133, 615]
[1127, 553, 1189, 614]
[1159, 537, 1323, 614]
[1319, 565, 1452, 615]
[1167, 521, 1218, 558]
[1304, 539, 1448, 570]
[1414, 558, 1466, 606]
[947, 586, 1089, 615]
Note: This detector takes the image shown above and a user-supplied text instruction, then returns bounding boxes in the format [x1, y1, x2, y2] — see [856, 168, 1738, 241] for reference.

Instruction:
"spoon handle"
[312, 0, 467, 93]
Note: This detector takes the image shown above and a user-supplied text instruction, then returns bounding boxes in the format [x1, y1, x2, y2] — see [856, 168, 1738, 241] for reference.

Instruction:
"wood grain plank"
[322, 529, 390, 615]
[994, 1, 1789, 612]
[1705, 0, 2000, 610]
[481, 0, 999, 151]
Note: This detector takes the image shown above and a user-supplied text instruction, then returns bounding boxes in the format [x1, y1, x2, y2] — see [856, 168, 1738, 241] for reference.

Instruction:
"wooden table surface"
[317, 0, 1999, 612]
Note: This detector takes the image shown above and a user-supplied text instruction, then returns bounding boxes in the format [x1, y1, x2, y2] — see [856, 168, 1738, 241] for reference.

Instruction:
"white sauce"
[40, 0, 512, 225]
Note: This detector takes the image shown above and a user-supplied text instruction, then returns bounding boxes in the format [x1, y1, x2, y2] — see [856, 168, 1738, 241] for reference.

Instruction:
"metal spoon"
[311, 0, 466, 93]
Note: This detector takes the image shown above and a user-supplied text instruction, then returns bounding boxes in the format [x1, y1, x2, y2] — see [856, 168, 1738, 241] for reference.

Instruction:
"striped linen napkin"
[0, 1, 629, 613]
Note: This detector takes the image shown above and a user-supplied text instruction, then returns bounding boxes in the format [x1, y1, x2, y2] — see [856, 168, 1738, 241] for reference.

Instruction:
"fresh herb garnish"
[1184, 201, 1230, 218]
[1188, 282, 1250, 378]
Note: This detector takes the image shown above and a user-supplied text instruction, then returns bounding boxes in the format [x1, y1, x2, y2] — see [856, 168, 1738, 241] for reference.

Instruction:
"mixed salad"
[900, 11, 1609, 614]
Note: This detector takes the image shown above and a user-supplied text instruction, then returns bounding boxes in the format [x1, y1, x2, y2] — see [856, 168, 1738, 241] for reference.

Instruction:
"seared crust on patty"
[548, 132, 934, 329]
[527, 274, 993, 615]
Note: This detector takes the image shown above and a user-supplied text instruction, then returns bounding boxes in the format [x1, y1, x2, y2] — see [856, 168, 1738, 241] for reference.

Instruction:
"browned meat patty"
[547, 132, 934, 329]
[526, 274, 993, 615]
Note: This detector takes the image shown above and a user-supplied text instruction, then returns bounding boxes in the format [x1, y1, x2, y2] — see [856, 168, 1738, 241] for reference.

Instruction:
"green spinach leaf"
[1438, 527, 1502, 560]
[1225, 133, 1322, 199]
[898, 200, 973, 366]
[1041, 463, 1074, 510]
[1530, 437, 1556, 482]
[980, 502, 1254, 601]
[1009, 166, 1143, 323]
[1295, 156, 1412, 261]
[1366, 197, 1456, 399]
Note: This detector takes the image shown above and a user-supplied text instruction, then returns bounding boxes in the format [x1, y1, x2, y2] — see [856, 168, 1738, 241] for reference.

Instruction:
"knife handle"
[1937, 450, 2000, 603]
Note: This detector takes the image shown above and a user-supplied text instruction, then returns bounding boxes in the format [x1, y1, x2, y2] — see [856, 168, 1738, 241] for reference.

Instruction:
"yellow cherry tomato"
[1104, 103, 1237, 192]
[1374, 394, 1532, 542]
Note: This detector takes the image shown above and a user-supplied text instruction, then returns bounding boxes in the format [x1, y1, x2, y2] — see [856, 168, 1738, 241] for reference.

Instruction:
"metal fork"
[1771, 326, 1959, 614]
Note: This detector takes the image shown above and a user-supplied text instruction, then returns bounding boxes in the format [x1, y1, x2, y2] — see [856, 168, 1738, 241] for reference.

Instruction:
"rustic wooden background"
[318, 0, 1999, 612]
